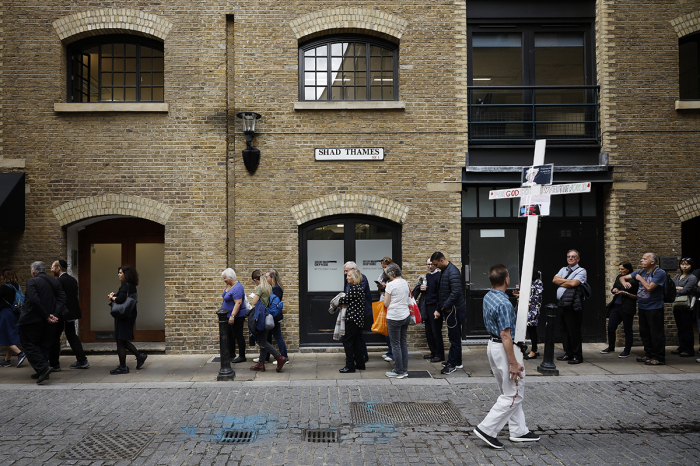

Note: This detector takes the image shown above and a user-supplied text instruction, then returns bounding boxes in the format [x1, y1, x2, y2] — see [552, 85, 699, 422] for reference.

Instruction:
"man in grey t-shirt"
[552, 249, 587, 364]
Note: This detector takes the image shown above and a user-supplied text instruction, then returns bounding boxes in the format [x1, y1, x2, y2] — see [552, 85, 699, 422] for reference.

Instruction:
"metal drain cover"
[350, 401, 465, 426]
[407, 370, 432, 378]
[220, 430, 256, 443]
[303, 428, 340, 443]
[60, 431, 156, 461]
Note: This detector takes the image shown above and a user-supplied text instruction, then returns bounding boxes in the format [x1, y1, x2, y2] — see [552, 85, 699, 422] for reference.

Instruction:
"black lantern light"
[236, 111, 262, 174]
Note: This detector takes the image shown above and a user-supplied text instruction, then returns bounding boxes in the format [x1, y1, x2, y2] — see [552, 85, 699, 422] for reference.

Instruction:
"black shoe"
[136, 353, 148, 370]
[36, 367, 51, 384]
[364, 354, 369, 363]
[556, 355, 571, 361]
[679, 352, 694, 358]
[110, 366, 130, 375]
[671, 349, 681, 355]
[356, 365, 366, 371]
[70, 359, 90, 369]
[600, 348, 614, 354]
[339, 366, 356, 373]
[430, 356, 445, 363]
[510, 432, 540, 442]
[568, 358, 583, 365]
[30, 372, 40, 379]
[50, 365, 61, 372]
[423, 354, 435, 359]
[441, 364, 457, 375]
[231, 356, 247, 364]
[619, 351, 630, 358]
[473, 427, 503, 450]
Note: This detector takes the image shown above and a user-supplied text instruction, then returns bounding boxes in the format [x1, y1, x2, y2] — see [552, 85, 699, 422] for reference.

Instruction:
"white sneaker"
[383, 355, 393, 361]
[253, 358, 259, 363]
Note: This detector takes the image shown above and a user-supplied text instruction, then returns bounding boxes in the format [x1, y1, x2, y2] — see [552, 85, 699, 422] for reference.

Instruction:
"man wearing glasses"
[413, 258, 444, 362]
[552, 249, 587, 364]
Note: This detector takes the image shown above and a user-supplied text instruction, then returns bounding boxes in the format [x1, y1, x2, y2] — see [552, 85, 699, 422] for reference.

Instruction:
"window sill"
[294, 101, 405, 111]
[675, 100, 700, 110]
[54, 103, 169, 113]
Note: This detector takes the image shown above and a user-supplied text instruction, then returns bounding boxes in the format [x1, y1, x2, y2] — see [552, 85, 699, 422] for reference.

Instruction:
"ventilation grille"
[350, 402, 465, 426]
[220, 430, 256, 444]
[60, 432, 156, 461]
[303, 429, 340, 443]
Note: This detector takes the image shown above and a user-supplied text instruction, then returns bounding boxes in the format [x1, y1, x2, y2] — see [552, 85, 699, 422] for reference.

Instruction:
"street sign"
[488, 182, 591, 200]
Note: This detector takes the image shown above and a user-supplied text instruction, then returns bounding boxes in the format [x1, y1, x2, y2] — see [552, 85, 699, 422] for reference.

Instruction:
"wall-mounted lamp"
[236, 111, 262, 174]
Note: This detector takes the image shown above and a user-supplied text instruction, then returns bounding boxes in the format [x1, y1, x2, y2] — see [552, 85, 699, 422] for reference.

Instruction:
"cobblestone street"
[1, 372, 699, 465]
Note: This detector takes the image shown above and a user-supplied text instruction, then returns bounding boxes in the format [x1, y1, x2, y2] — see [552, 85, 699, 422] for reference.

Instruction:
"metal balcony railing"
[468, 85, 600, 144]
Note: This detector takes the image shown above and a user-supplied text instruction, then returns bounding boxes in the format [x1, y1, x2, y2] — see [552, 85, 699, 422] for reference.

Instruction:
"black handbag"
[110, 293, 137, 319]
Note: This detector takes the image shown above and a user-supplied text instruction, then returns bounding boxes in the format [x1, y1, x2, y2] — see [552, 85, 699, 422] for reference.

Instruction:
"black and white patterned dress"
[340, 284, 365, 328]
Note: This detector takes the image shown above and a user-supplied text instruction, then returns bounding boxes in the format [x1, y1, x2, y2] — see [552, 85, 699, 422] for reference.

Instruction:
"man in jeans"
[620, 252, 667, 365]
[431, 251, 467, 375]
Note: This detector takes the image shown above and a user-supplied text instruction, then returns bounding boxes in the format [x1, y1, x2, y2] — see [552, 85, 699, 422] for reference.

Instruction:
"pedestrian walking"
[671, 258, 697, 357]
[620, 252, 667, 365]
[383, 263, 410, 379]
[221, 268, 246, 363]
[513, 268, 543, 360]
[0, 283, 25, 367]
[431, 251, 467, 375]
[601, 261, 638, 358]
[248, 271, 286, 372]
[264, 269, 289, 367]
[108, 265, 147, 374]
[553, 249, 588, 364]
[413, 257, 444, 362]
[338, 268, 366, 373]
[48, 260, 89, 370]
[473, 264, 539, 450]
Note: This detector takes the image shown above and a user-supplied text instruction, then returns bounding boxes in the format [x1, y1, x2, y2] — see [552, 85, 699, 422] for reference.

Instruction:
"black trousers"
[638, 307, 666, 361]
[342, 320, 366, 370]
[526, 325, 539, 353]
[424, 304, 444, 358]
[445, 308, 463, 366]
[560, 307, 583, 360]
[608, 305, 634, 352]
[49, 319, 87, 366]
[19, 322, 51, 373]
[673, 308, 695, 355]
[227, 316, 246, 358]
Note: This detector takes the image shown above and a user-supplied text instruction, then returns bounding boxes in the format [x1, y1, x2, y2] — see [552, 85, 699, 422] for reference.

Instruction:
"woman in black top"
[338, 268, 366, 373]
[108, 265, 147, 374]
[671, 258, 698, 357]
[601, 261, 638, 358]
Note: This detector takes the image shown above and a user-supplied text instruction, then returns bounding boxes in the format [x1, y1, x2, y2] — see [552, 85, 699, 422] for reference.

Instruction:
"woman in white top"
[383, 263, 411, 379]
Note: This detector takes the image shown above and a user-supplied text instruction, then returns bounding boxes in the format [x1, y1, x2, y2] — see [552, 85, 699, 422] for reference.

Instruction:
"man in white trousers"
[473, 264, 540, 449]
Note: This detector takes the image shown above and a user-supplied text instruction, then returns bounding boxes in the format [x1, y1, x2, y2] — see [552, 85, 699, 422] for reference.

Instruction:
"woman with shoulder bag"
[383, 263, 411, 379]
[261, 269, 288, 367]
[221, 268, 247, 364]
[601, 261, 638, 358]
[337, 268, 366, 373]
[248, 270, 286, 372]
[671, 258, 698, 358]
[107, 265, 147, 374]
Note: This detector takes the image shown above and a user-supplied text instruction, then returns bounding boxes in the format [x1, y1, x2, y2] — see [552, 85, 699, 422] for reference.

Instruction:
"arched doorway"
[78, 218, 165, 342]
[299, 215, 401, 346]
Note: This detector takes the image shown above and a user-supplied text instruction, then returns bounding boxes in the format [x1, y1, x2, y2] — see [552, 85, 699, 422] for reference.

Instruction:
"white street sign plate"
[489, 182, 591, 200]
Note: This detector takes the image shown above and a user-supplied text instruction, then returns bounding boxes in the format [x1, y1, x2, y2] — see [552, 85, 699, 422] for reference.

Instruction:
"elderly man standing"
[431, 251, 467, 375]
[553, 249, 587, 364]
[49, 260, 89, 371]
[620, 252, 667, 366]
[474, 264, 539, 449]
[19, 261, 64, 384]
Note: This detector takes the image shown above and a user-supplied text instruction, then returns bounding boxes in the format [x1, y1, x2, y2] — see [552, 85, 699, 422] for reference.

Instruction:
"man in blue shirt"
[620, 252, 667, 365]
[473, 264, 539, 450]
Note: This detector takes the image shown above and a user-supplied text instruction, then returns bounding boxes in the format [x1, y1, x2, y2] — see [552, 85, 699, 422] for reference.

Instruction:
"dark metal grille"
[350, 402, 465, 426]
[303, 428, 340, 443]
[60, 431, 156, 461]
[406, 370, 432, 378]
[220, 430, 256, 444]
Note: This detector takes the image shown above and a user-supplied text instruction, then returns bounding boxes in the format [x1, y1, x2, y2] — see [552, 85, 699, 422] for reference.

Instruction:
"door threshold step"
[60, 342, 166, 354]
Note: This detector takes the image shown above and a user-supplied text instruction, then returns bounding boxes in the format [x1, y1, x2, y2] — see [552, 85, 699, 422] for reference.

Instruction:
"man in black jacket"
[19, 261, 64, 384]
[50, 260, 89, 370]
[431, 252, 467, 374]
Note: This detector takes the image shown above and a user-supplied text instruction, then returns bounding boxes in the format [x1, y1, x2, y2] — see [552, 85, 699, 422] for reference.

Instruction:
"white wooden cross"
[488, 140, 591, 364]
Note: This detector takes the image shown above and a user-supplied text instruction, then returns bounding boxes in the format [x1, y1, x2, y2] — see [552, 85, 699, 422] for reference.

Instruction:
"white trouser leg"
[477, 340, 528, 438]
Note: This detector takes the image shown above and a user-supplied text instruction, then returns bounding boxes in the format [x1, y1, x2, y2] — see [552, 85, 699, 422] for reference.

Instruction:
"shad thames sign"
[315, 148, 384, 161]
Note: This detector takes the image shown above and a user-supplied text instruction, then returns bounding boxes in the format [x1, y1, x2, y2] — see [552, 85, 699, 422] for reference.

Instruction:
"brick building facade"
[1, 0, 699, 353]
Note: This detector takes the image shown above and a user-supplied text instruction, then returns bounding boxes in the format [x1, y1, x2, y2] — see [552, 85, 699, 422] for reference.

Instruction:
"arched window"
[68, 35, 164, 103]
[299, 35, 398, 101]
[680, 33, 700, 100]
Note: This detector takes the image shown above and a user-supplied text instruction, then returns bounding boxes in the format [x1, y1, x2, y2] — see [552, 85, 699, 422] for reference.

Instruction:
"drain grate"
[303, 428, 340, 443]
[407, 370, 432, 378]
[350, 401, 465, 426]
[60, 431, 156, 461]
[220, 430, 256, 443]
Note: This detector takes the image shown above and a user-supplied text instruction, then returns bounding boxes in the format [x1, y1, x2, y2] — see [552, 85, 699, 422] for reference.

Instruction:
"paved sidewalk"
[2, 342, 699, 384]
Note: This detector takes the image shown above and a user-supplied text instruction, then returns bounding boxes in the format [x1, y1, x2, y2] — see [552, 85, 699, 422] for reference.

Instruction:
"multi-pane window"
[300, 36, 398, 101]
[68, 35, 164, 103]
[680, 33, 700, 100]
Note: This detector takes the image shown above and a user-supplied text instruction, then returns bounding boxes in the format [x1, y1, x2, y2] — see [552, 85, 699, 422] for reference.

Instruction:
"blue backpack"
[268, 294, 284, 322]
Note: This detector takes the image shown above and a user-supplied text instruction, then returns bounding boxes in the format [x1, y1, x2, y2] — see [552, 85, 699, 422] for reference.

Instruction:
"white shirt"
[385, 277, 410, 321]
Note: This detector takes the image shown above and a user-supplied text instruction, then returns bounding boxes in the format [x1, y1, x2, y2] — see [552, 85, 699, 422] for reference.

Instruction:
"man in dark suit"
[19, 261, 64, 384]
[50, 260, 89, 370]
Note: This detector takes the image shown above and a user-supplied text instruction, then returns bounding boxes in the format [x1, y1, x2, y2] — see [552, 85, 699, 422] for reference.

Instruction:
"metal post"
[536, 303, 559, 376]
[216, 308, 235, 381]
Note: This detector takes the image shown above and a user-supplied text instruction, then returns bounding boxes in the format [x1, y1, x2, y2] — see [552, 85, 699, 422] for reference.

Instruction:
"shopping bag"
[371, 302, 389, 336]
[408, 288, 421, 324]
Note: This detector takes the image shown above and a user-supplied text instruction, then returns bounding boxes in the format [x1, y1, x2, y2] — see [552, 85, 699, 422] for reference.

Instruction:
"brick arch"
[290, 194, 409, 225]
[53, 194, 174, 227]
[289, 8, 409, 43]
[52, 9, 174, 44]
[674, 195, 700, 222]
[671, 11, 700, 38]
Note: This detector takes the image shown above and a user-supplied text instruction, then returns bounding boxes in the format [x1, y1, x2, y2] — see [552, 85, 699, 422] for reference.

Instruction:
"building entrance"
[78, 218, 165, 342]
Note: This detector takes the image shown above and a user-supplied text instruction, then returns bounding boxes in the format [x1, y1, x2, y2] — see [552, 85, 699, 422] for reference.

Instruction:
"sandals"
[527, 352, 539, 359]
